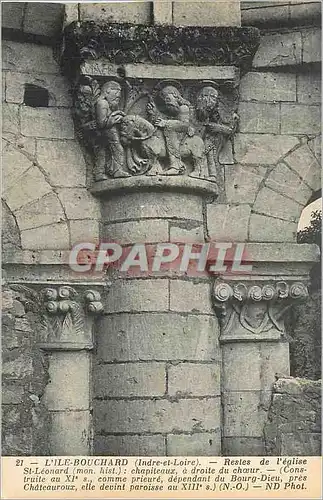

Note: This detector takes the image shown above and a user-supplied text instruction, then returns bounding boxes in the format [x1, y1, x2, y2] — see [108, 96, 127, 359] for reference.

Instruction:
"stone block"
[3, 133, 36, 157]
[70, 220, 100, 244]
[234, 134, 299, 165]
[2, 354, 33, 379]
[57, 188, 101, 220]
[225, 164, 266, 204]
[79, 3, 151, 24]
[5, 71, 72, 107]
[3, 166, 52, 212]
[2, 142, 33, 192]
[2, 41, 59, 74]
[2, 384, 24, 404]
[222, 437, 265, 456]
[167, 431, 221, 456]
[260, 343, 290, 391]
[253, 187, 303, 222]
[94, 435, 166, 456]
[249, 213, 297, 242]
[170, 280, 213, 314]
[2, 290, 14, 311]
[36, 139, 86, 187]
[169, 221, 204, 243]
[2, 103, 19, 134]
[265, 163, 312, 206]
[253, 31, 302, 68]
[14, 193, 65, 231]
[240, 72, 296, 102]
[284, 145, 321, 190]
[168, 363, 220, 397]
[103, 220, 169, 244]
[23, 3, 64, 37]
[280, 432, 321, 456]
[21, 108, 75, 139]
[241, 4, 289, 26]
[97, 313, 219, 362]
[297, 72, 321, 104]
[222, 344, 261, 391]
[106, 279, 168, 313]
[173, 1, 241, 27]
[43, 352, 90, 411]
[223, 391, 271, 437]
[308, 135, 321, 164]
[1, 2, 24, 30]
[102, 192, 203, 222]
[21, 222, 69, 250]
[302, 28, 321, 63]
[281, 104, 321, 135]
[50, 411, 91, 455]
[289, 2, 321, 26]
[153, 0, 172, 24]
[238, 102, 280, 134]
[64, 4, 79, 26]
[95, 362, 166, 397]
[94, 397, 221, 434]
[207, 204, 251, 241]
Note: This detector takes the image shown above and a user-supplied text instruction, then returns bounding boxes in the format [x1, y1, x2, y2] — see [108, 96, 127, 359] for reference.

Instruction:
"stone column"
[212, 244, 318, 455]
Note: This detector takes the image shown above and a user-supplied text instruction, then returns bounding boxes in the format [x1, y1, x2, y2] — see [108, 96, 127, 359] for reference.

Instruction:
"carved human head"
[196, 86, 219, 121]
[100, 81, 122, 105]
[157, 85, 182, 116]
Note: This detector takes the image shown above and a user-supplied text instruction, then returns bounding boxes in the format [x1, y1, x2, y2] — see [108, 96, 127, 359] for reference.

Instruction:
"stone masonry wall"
[264, 377, 321, 455]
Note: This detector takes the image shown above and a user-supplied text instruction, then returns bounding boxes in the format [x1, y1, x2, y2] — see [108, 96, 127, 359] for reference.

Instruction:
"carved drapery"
[212, 279, 309, 342]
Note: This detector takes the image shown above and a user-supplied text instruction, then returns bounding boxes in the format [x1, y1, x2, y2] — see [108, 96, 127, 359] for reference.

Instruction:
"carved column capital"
[212, 279, 309, 342]
[10, 282, 105, 351]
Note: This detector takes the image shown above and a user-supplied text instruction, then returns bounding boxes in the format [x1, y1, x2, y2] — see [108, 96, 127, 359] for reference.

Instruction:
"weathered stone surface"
[284, 145, 321, 190]
[3, 133, 36, 157]
[21, 108, 75, 139]
[308, 135, 321, 165]
[253, 31, 302, 68]
[222, 437, 265, 456]
[2, 103, 19, 134]
[14, 193, 65, 231]
[5, 71, 72, 107]
[168, 363, 220, 397]
[223, 391, 271, 437]
[297, 72, 321, 104]
[253, 187, 303, 222]
[234, 134, 299, 165]
[2, 41, 59, 74]
[94, 398, 221, 434]
[170, 281, 213, 314]
[2, 142, 33, 192]
[2, 354, 33, 379]
[79, 3, 151, 24]
[225, 164, 266, 204]
[103, 220, 169, 244]
[50, 411, 91, 455]
[36, 139, 86, 187]
[2, 384, 24, 405]
[106, 279, 169, 313]
[167, 431, 221, 456]
[42, 352, 90, 411]
[97, 313, 219, 362]
[3, 166, 52, 212]
[265, 163, 312, 206]
[23, 3, 64, 37]
[173, 1, 241, 27]
[101, 192, 203, 223]
[169, 221, 204, 243]
[241, 4, 289, 27]
[249, 213, 297, 242]
[95, 363, 166, 397]
[281, 104, 321, 135]
[223, 344, 262, 391]
[153, 0, 172, 25]
[1, 2, 24, 30]
[69, 220, 100, 243]
[21, 222, 70, 250]
[94, 435, 166, 456]
[264, 378, 321, 455]
[240, 72, 296, 102]
[57, 188, 101, 220]
[207, 204, 251, 241]
[302, 27, 321, 63]
[238, 102, 280, 133]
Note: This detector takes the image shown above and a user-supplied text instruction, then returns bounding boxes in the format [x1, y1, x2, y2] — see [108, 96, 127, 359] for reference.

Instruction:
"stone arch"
[249, 140, 321, 243]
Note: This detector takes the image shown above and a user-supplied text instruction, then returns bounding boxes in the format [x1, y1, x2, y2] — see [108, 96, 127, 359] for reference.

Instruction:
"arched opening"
[288, 192, 321, 380]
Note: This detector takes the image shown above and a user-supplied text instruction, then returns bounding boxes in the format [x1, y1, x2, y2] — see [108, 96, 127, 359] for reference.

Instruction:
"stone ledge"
[91, 175, 218, 198]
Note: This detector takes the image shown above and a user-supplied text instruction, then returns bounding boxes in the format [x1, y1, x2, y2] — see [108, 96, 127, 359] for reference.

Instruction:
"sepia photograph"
[1, 1, 321, 495]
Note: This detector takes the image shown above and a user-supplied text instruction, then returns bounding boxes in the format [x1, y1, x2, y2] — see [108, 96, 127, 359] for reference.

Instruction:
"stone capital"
[212, 278, 309, 343]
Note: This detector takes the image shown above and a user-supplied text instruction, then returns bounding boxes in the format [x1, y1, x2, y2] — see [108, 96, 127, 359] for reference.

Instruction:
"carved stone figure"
[196, 85, 239, 181]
